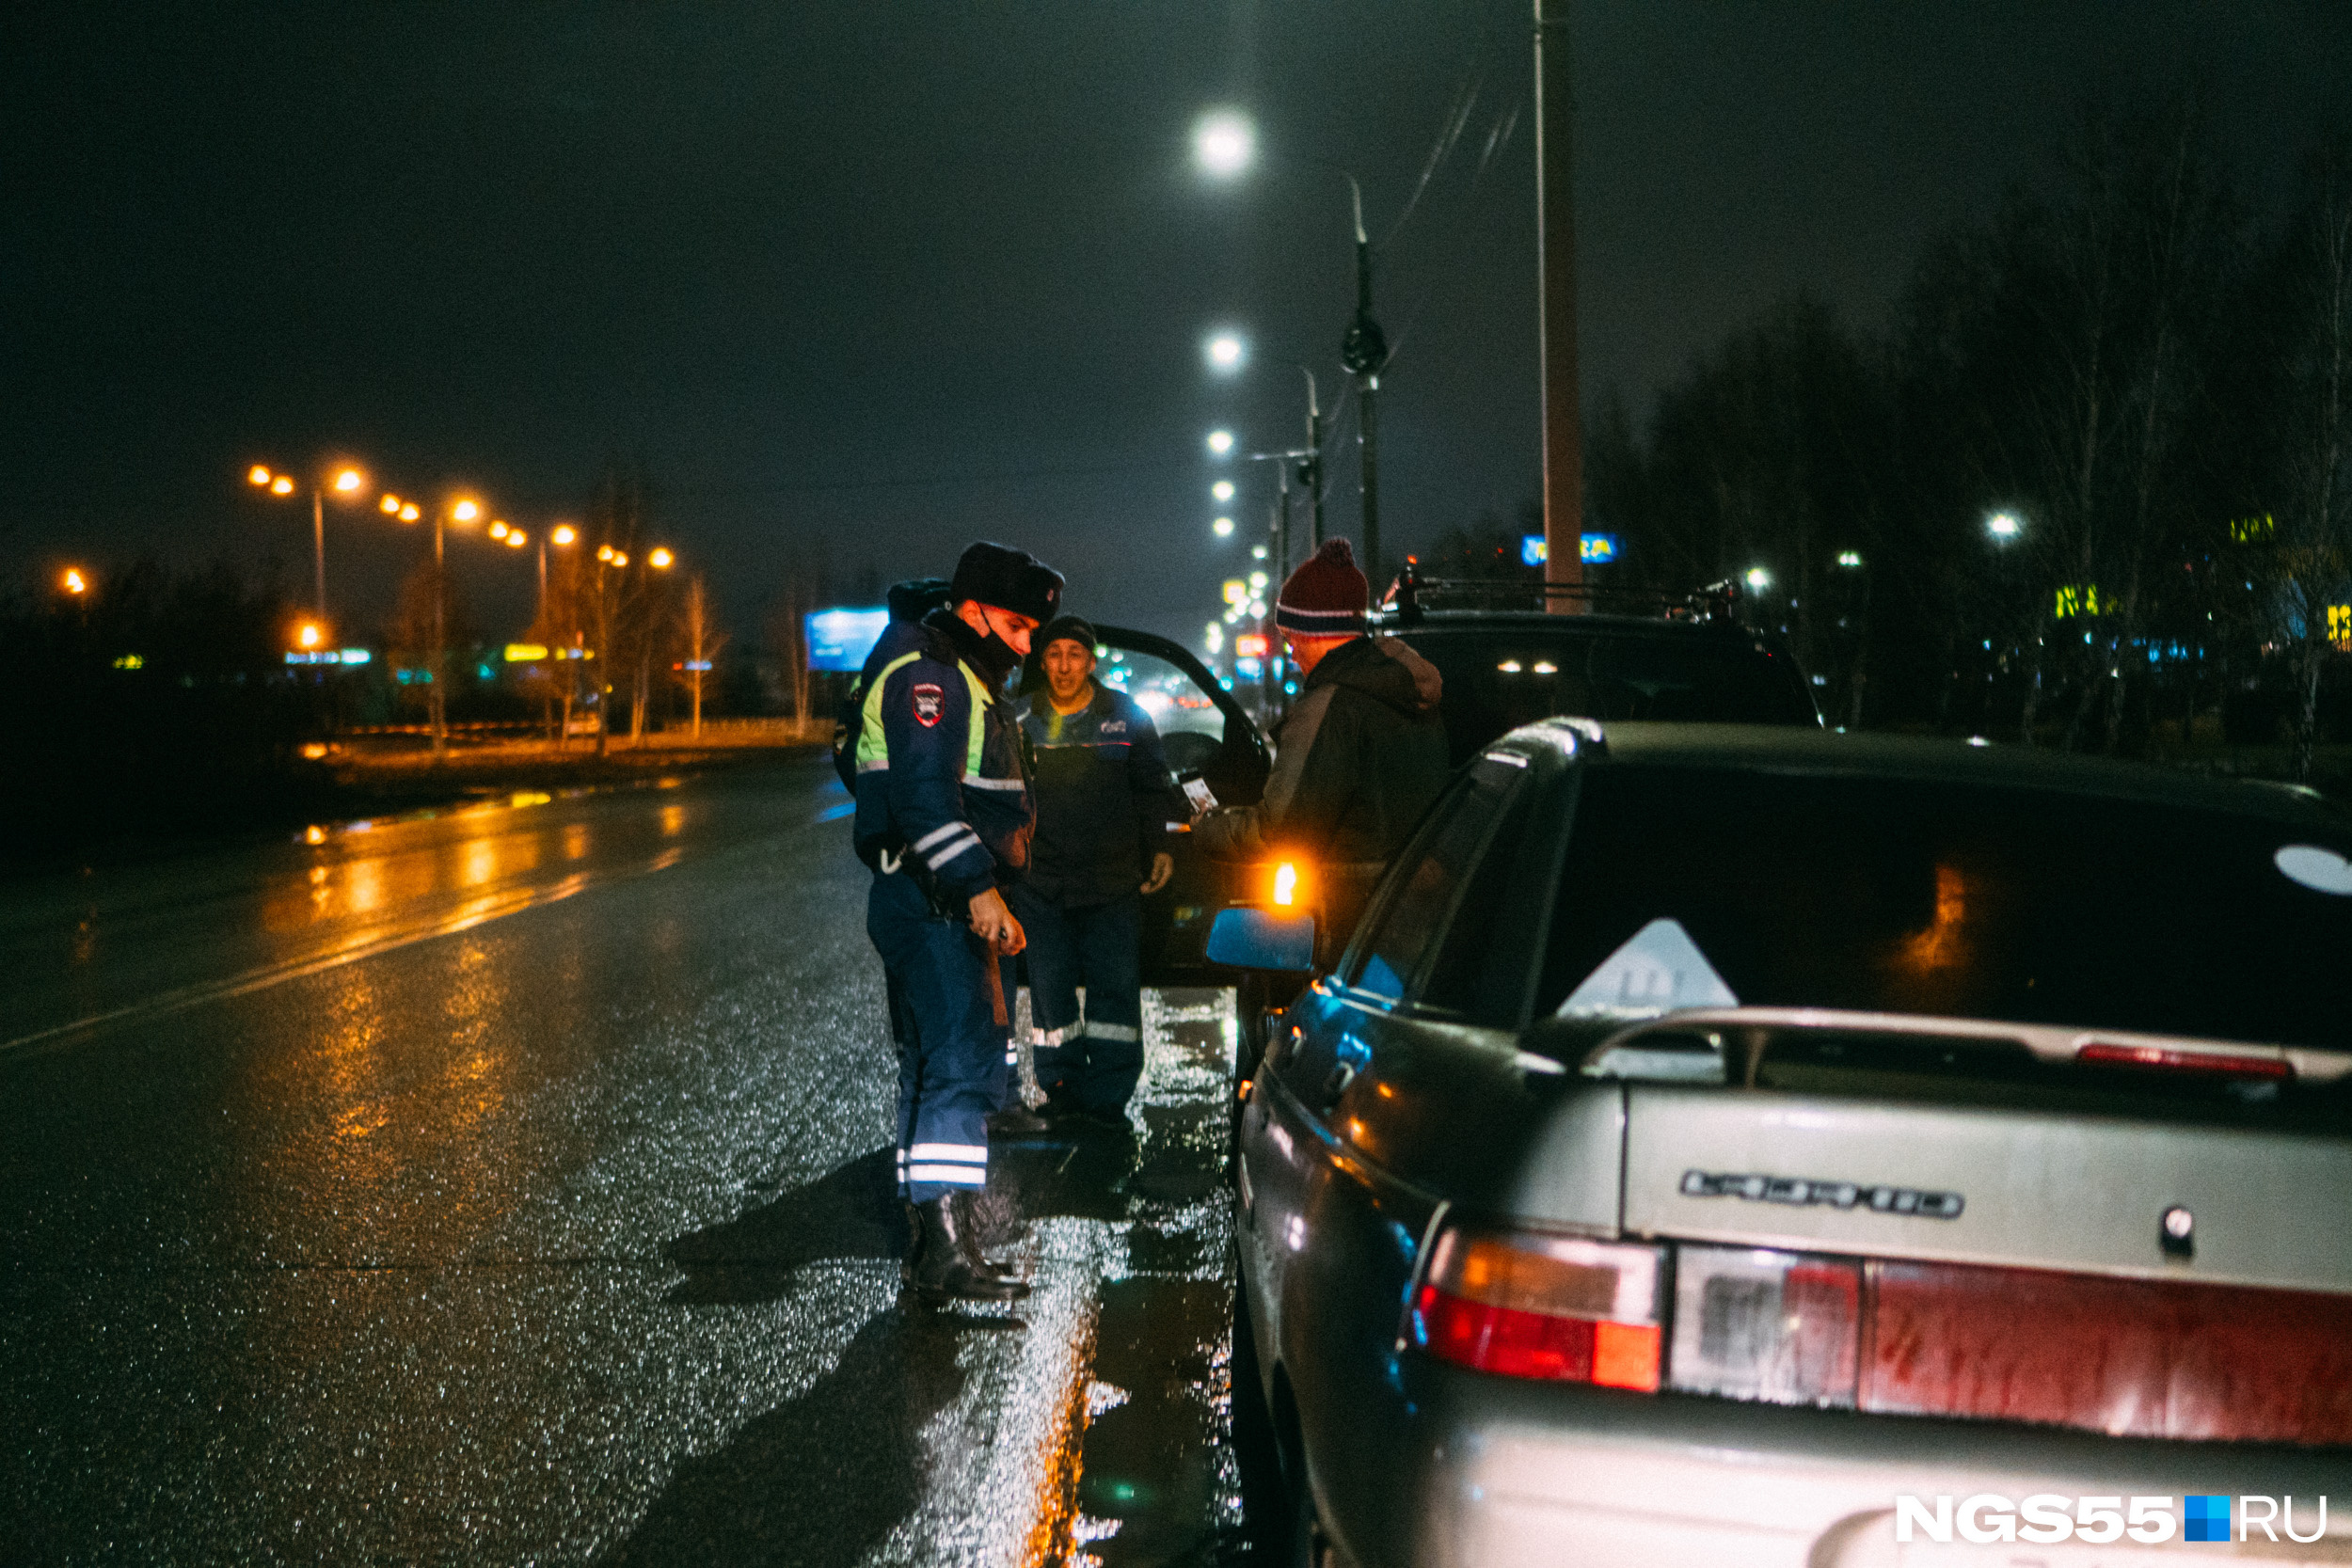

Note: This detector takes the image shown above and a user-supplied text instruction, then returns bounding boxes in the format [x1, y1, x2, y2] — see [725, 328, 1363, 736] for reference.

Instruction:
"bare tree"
[671, 575, 731, 738]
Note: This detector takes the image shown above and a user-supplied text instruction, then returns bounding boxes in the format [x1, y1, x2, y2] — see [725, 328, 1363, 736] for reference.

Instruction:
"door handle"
[1321, 1060, 1358, 1108]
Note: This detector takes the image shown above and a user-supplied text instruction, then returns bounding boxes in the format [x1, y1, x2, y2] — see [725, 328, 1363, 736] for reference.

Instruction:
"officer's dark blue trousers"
[867, 869, 1010, 1202]
[1007, 886, 1143, 1112]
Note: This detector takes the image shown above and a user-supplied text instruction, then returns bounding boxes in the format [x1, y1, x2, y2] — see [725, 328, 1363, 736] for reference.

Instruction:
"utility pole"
[1299, 366, 1325, 549]
[1337, 179, 1388, 588]
[430, 505, 448, 757]
[1535, 0, 1584, 613]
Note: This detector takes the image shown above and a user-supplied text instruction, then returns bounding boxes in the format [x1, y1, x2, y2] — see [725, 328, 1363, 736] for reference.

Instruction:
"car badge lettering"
[1681, 1168, 1964, 1220]
[912, 684, 945, 727]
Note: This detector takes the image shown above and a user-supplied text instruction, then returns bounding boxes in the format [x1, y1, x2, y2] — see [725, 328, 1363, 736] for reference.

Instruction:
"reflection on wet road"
[0, 756, 1249, 1564]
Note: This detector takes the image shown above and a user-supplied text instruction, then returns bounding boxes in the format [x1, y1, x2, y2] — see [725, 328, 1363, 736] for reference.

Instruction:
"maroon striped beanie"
[1275, 538, 1369, 635]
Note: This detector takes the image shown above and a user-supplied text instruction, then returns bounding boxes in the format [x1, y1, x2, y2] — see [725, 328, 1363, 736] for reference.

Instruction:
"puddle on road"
[608, 990, 1268, 1568]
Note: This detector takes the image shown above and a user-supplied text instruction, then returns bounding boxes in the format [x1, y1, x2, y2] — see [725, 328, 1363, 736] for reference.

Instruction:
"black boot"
[910, 1196, 1029, 1304]
[953, 1191, 1018, 1278]
[986, 1104, 1049, 1136]
[899, 1200, 924, 1286]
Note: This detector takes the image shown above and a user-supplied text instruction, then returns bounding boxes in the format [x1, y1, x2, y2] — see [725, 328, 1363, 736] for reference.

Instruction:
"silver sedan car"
[1216, 721, 2352, 1566]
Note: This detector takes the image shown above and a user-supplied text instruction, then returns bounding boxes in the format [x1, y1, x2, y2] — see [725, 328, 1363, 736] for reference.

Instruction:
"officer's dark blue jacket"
[851, 610, 1033, 903]
[1016, 685, 1184, 907]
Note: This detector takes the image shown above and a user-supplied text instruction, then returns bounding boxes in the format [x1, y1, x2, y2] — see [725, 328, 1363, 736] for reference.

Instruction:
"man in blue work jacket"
[1009, 616, 1185, 1127]
[851, 540, 1062, 1305]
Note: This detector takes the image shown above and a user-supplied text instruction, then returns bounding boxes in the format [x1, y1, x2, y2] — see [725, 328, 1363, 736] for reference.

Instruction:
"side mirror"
[1207, 906, 1317, 974]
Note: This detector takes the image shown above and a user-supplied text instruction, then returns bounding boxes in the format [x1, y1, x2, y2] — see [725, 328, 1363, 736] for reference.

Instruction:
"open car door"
[1021, 624, 1271, 987]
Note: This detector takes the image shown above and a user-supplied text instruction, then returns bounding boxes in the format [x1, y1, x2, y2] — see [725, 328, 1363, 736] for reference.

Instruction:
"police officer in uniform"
[851, 541, 1062, 1305]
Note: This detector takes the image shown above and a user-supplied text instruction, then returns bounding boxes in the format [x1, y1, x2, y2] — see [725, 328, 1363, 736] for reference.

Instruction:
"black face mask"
[929, 607, 1022, 686]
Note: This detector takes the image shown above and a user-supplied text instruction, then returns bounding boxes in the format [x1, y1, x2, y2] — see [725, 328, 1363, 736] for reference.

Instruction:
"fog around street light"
[1192, 109, 1254, 178]
[1206, 429, 1234, 456]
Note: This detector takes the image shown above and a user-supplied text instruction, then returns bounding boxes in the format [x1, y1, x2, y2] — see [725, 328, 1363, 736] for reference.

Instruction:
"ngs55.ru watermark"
[1896, 1494, 2331, 1546]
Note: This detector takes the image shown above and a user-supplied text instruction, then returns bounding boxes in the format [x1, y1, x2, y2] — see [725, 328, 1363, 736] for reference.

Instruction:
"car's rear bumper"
[1343, 1363, 2352, 1568]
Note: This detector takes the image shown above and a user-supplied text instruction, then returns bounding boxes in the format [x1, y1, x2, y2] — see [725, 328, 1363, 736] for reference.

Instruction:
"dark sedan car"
[1214, 721, 2352, 1566]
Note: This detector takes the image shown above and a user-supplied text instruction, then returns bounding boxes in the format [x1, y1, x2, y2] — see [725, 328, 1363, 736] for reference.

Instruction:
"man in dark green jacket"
[1194, 538, 1449, 956]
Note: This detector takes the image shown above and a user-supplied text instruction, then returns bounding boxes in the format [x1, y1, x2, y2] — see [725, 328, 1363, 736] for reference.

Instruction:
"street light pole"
[1535, 0, 1585, 614]
[1335, 175, 1388, 589]
[311, 487, 326, 620]
[431, 503, 447, 759]
[1295, 363, 1324, 550]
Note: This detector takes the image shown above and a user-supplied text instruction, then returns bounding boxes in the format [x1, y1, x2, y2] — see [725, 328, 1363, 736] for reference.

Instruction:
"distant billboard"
[805, 607, 891, 673]
[1522, 533, 1622, 565]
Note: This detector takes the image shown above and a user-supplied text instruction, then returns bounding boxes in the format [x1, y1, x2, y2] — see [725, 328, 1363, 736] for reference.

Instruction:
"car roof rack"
[1377, 559, 1744, 626]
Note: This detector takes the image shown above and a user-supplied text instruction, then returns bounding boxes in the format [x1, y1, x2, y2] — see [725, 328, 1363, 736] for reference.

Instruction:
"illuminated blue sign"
[1522, 533, 1623, 565]
[805, 607, 891, 673]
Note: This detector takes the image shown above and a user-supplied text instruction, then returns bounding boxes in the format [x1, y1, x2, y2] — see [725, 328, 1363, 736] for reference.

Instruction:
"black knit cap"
[1037, 614, 1099, 654]
[950, 541, 1063, 623]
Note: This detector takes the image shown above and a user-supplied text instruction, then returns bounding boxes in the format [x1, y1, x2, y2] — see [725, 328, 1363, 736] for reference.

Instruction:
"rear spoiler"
[1569, 1006, 2352, 1087]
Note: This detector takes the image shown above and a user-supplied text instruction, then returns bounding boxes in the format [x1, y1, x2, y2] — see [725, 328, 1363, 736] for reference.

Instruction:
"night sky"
[7, 1, 2347, 649]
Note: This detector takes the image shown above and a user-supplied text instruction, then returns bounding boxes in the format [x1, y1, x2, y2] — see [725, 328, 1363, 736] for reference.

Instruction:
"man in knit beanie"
[1194, 537, 1449, 957]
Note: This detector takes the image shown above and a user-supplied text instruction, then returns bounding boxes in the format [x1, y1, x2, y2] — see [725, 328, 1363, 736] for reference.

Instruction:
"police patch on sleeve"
[912, 683, 945, 727]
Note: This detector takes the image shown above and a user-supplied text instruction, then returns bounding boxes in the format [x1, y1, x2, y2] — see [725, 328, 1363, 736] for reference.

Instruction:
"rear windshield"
[1400, 628, 1818, 763]
[1537, 766, 2352, 1053]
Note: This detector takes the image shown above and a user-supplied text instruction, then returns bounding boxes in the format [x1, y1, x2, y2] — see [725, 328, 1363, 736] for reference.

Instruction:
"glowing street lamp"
[504, 528, 526, 548]
[399, 502, 420, 521]
[551, 524, 578, 546]
[248, 460, 368, 619]
[1205, 332, 1246, 372]
[295, 622, 325, 650]
[61, 567, 88, 595]
[452, 499, 480, 524]
[1836, 551, 1864, 568]
[1745, 566, 1772, 591]
[1987, 511, 2022, 542]
[380, 493, 403, 515]
[1206, 429, 1234, 457]
[488, 520, 510, 540]
[1213, 480, 1234, 501]
[332, 467, 363, 495]
[648, 547, 674, 570]
[1213, 516, 1235, 537]
[1192, 109, 1255, 179]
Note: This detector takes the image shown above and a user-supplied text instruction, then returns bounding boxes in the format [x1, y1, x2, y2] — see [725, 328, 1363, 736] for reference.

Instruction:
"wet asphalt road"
[0, 756, 1251, 1565]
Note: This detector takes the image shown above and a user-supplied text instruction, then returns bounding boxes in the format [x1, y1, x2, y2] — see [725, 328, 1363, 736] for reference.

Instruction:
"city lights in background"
[1206, 429, 1234, 456]
[1745, 566, 1772, 591]
[1192, 108, 1255, 178]
[1213, 480, 1234, 501]
[1204, 332, 1246, 372]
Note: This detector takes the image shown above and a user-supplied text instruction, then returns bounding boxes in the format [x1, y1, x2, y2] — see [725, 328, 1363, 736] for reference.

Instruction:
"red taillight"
[1864, 1260, 2352, 1444]
[1415, 1232, 2352, 1446]
[1413, 1230, 1663, 1390]
[2074, 1042, 2292, 1078]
